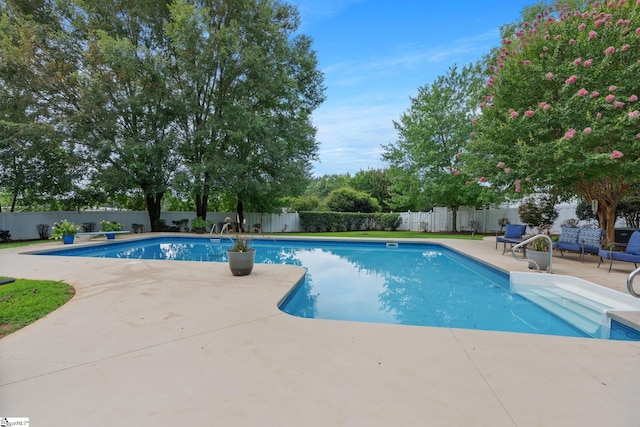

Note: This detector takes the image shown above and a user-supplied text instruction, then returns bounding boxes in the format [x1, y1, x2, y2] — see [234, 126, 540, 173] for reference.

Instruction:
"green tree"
[469, 1, 640, 242]
[351, 169, 393, 212]
[0, 0, 84, 211]
[325, 187, 380, 213]
[383, 63, 493, 230]
[167, 0, 325, 228]
[304, 173, 352, 200]
[72, 0, 178, 230]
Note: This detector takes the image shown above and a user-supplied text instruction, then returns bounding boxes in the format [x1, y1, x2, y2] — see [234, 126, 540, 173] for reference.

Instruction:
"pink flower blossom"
[555, 35, 562, 40]
[539, 102, 551, 110]
[514, 179, 521, 186]
[578, 88, 589, 96]
[525, 177, 531, 182]
[605, 94, 615, 102]
[573, 58, 582, 65]
[629, 110, 639, 118]
[578, 23, 586, 31]
[584, 127, 592, 134]
[504, 168, 511, 174]
[597, 112, 603, 119]
[609, 85, 617, 91]
[583, 59, 593, 67]
[588, 30, 598, 39]
[466, 181, 470, 186]
[614, 101, 625, 108]
[594, 20, 605, 28]
[565, 75, 578, 84]
[524, 110, 534, 117]
[515, 187, 522, 193]
[621, 44, 630, 52]
[497, 161, 505, 168]
[479, 177, 487, 183]
[610, 150, 623, 159]
[523, 60, 532, 66]
[637, 28, 640, 35]
[510, 111, 519, 119]
[544, 34, 550, 40]
[629, 95, 638, 102]
[569, 38, 576, 45]
[604, 46, 615, 55]
[545, 72, 554, 79]
[591, 91, 600, 98]
[564, 128, 576, 139]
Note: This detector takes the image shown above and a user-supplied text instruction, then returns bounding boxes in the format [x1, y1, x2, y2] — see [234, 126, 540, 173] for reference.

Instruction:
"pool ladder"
[510, 234, 553, 274]
[627, 267, 640, 298]
[209, 223, 235, 242]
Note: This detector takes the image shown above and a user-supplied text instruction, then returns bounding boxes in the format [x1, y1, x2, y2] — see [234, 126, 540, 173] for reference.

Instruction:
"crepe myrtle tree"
[466, 0, 640, 243]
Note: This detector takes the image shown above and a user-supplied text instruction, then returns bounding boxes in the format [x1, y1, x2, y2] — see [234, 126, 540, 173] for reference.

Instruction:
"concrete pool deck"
[1, 234, 639, 426]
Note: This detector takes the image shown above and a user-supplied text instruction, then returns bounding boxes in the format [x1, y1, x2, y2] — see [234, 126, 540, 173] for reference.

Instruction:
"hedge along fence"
[298, 212, 402, 232]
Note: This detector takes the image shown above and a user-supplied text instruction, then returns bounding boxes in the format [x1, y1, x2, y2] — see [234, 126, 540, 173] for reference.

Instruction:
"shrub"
[0, 229, 10, 242]
[518, 196, 558, 232]
[51, 220, 79, 239]
[100, 220, 122, 232]
[325, 187, 380, 213]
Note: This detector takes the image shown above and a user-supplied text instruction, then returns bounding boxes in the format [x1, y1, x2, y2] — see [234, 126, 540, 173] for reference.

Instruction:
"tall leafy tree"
[0, 0, 83, 211]
[351, 168, 393, 212]
[383, 63, 494, 230]
[167, 0, 325, 226]
[72, 0, 178, 229]
[468, 1, 640, 242]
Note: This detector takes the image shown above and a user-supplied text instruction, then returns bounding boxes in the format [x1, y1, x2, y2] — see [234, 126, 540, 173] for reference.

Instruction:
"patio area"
[1, 234, 638, 426]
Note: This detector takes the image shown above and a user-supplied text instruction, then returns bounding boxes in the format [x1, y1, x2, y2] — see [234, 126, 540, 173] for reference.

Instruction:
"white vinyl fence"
[0, 203, 627, 241]
[0, 211, 301, 241]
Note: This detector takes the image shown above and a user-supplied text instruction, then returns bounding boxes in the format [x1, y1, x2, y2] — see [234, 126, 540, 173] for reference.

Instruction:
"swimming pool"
[36, 236, 640, 340]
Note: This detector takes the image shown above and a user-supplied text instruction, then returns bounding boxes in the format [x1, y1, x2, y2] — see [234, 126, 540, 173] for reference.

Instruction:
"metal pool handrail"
[511, 234, 553, 274]
[627, 267, 640, 298]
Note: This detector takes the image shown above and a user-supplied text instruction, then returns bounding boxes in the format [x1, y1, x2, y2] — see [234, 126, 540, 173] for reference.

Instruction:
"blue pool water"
[37, 237, 640, 340]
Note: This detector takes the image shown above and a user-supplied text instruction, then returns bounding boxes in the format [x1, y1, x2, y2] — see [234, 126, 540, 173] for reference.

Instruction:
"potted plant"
[226, 236, 255, 276]
[100, 220, 122, 239]
[191, 217, 211, 234]
[527, 235, 551, 270]
[51, 220, 79, 244]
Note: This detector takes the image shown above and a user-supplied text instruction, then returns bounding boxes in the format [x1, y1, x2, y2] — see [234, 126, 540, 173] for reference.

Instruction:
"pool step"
[514, 285, 605, 337]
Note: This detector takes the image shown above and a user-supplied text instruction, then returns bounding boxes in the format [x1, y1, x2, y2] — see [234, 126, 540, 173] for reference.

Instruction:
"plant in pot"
[227, 236, 255, 276]
[527, 235, 551, 271]
[191, 217, 211, 234]
[51, 220, 79, 244]
[100, 220, 122, 239]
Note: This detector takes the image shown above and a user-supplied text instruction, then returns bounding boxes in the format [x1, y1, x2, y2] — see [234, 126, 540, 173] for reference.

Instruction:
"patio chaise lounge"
[553, 226, 602, 262]
[495, 224, 527, 254]
[597, 230, 640, 272]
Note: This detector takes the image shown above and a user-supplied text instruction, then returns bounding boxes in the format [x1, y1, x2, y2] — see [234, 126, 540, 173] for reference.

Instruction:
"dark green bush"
[325, 187, 380, 213]
[299, 212, 401, 232]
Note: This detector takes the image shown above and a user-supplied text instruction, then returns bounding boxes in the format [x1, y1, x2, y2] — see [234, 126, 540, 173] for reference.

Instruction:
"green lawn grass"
[0, 278, 75, 338]
[0, 239, 52, 249]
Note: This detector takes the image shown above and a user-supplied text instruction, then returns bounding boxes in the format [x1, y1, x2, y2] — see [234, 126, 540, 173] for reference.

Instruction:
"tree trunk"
[597, 202, 617, 244]
[236, 198, 244, 232]
[451, 207, 458, 232]
[146, 192, 163, 231]
[195, 183, 209, 221]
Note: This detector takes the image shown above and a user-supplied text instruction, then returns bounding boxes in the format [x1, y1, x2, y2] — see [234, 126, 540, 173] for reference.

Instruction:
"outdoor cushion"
[578, 228, 602, 251]
[625, 231, 640, 255]
[503, 224, 527, 239]
[557, 227, 580, 245]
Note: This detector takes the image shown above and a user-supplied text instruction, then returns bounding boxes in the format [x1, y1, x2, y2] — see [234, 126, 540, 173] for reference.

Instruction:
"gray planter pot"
[527, 249, 550, 270]
[227, 249, 256, 276]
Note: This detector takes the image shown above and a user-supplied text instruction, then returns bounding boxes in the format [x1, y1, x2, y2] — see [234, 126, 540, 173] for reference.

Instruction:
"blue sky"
[288, 0, 534, 176]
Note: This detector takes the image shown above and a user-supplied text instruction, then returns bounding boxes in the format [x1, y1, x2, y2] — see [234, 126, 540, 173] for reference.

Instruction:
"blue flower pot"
[62, 235, 75, 244]
[105, 233, 116, 239]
